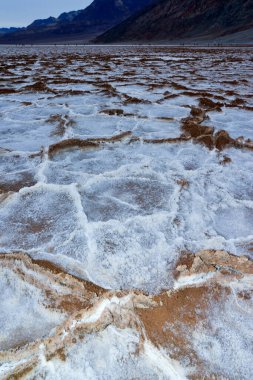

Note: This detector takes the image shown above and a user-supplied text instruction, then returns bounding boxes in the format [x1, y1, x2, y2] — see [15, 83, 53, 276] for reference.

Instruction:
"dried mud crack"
[0, 250, 252, 380]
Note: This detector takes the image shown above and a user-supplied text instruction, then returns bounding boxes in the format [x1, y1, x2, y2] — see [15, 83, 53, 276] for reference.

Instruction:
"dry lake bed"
[0, 45, 253, 379]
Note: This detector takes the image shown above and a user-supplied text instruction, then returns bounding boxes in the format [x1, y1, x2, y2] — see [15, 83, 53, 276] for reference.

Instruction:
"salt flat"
[0, 46, 252, 379]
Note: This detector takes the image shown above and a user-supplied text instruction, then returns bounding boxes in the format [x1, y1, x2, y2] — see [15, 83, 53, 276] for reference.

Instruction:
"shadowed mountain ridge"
[96, 0, 253, 43]
[0, 0, 156, 43]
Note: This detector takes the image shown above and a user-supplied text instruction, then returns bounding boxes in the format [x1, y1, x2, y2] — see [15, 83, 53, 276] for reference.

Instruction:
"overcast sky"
[0, 0, 92, 27]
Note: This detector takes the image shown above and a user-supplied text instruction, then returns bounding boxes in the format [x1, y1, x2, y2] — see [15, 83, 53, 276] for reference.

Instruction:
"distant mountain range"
[97, 0, 253, 43]
[0, 0, 155, 44]
[0, 27, 23, 36]
[1, 0, 252, 44]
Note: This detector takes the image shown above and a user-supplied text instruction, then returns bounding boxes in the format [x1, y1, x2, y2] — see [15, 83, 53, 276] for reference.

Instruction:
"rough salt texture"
[0, 251, 252, 380]
[0, 46, 253, 379]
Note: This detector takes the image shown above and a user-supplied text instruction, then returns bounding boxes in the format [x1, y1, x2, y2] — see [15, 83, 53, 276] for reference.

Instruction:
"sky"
[0, 0, 92, 27]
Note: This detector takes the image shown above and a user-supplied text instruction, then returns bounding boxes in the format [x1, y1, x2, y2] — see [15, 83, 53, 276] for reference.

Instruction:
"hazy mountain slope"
[0, 0, 156, 44]
[96, 0, 253, 43]
[0, 27, 23, 36]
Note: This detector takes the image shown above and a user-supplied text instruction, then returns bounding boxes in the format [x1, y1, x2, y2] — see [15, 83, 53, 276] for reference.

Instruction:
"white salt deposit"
[0, 45, 252, 379]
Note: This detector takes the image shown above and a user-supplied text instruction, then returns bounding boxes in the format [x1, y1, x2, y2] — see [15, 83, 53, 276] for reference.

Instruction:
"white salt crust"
[0, 46, 252, 379]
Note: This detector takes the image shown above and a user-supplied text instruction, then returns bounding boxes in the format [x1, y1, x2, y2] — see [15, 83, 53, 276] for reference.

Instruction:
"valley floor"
[0, 46, 252, 379]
